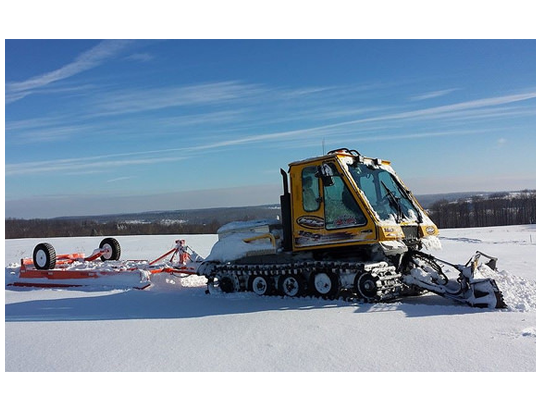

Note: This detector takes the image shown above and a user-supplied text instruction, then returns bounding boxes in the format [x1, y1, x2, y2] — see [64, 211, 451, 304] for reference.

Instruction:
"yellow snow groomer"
[200, 148, 506, 308]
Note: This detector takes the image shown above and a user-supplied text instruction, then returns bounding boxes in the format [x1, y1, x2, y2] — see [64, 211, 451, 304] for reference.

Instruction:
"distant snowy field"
[4, 225, 536, 372]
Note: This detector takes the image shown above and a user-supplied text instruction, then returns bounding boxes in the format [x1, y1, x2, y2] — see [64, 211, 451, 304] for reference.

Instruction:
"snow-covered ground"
[5, 225, 536, 373]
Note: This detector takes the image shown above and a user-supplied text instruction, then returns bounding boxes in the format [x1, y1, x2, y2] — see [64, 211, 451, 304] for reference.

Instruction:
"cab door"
[293, 164, 325, 245]
[291, 160, 376, 251]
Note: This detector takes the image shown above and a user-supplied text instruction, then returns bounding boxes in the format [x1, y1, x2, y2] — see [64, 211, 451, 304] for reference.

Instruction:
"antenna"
[322, 139, 325, 155]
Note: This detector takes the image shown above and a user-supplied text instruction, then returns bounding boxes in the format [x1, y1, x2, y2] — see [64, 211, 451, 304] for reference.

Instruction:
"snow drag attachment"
[403, 250, 507, 309]
[7, 238, 205, 290]
[9, 238, 151, 290]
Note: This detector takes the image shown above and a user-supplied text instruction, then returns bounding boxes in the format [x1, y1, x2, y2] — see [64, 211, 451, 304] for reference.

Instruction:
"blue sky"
[4, 40, 536, 218]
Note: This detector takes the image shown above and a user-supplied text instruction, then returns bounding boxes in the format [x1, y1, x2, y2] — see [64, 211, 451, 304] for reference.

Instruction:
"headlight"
[425, 226, 436, 235]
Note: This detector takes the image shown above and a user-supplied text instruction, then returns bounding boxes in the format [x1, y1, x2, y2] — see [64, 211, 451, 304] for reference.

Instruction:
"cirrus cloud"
[6, 40, 134, 103]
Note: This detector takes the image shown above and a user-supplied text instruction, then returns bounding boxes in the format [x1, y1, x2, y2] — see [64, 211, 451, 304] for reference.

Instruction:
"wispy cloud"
[87, 81, 389, 119]
[153, 109, 246, 128]
[339, 92, 536, 125]
[5, 91, 535, 177]
[125, 53, 154, 62]
[277, 86, 338, 98]
[7, 124, 94, 143]
[410, 88, 459, 101]
[6, 155, 186, 176]
[5, 115, 72, 131]
[408, 105, 534, 124]
[175, 91, 536, 150]
[6, 40, 134, 103]
[88, 81, 266, 116]
[107, 176, 135, 183]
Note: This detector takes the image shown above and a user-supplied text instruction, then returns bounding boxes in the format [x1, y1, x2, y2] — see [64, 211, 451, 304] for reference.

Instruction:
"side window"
[323, 163, 367, 229]
[302, 166, 320, 212]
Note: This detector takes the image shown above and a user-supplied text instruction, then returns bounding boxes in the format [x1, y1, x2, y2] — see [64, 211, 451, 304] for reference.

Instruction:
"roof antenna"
[322, 138, 325, 155]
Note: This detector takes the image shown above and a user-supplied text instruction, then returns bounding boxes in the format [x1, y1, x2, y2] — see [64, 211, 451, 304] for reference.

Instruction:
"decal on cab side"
[296, 215, 325, 230]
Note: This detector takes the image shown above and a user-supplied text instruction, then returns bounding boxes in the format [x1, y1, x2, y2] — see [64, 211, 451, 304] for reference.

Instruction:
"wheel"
[278, 275, 304, 297]
[249, 275, 273, 296]
[354, 272, 380, 301]
[33, 243, 57, 270]
[99, 238, 121, 261]
[218, 273, 240, 293]
[310, 272, 339, 299]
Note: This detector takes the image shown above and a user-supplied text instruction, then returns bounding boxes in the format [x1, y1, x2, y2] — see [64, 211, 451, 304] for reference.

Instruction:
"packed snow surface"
[4, 225, 536, 372]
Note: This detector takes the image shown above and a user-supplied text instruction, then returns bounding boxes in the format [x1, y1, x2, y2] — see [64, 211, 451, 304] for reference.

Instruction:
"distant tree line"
[5, 205, 282, 239]
[5, 192, 536, 238]
[5, 219, 222, 239]
[427, 191, 536, 229]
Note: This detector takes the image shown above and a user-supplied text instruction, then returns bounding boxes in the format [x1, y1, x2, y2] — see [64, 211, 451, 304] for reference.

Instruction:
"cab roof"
[288, 148, 391, 168]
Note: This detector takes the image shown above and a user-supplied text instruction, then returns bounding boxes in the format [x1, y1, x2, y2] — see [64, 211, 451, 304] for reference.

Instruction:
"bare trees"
[429, 191, 536, 229]
[5, 219, 222, 239]
[5, 192, 536, 239]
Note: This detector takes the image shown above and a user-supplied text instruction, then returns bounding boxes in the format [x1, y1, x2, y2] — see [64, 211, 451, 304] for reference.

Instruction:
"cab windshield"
[347, 162, 421, 223]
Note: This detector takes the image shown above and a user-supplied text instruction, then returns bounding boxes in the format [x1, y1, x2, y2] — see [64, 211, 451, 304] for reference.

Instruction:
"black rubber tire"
[310, 271, 339, 299]
[33, 243, 57, 270]
[249, 275, 273, 296]
[99, 237, 121, 261]
[278, 274, 304, 297]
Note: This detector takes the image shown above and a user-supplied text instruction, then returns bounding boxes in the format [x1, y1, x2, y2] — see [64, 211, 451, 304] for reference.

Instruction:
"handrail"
[242, 233, 277, 249]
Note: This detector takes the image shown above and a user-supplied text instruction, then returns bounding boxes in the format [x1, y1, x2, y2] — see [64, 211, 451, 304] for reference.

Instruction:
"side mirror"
[316, 163, 334, 187]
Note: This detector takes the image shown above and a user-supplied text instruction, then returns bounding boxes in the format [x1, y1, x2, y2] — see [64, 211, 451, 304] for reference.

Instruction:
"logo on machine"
[297, 215, 325, 229]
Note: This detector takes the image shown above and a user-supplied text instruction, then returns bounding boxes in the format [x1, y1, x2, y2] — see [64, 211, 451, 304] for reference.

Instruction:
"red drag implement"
[8, 238, 202, 290]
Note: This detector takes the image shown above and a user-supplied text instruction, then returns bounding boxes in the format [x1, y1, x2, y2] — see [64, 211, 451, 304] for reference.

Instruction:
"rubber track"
[207, 260, 404, 303]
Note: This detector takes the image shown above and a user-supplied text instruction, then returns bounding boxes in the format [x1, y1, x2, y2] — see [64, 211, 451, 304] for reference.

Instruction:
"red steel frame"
[14, 240, 198, 289]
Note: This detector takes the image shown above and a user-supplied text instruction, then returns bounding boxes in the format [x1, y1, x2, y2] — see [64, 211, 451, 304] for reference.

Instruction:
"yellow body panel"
[288, 151, 438, 252]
